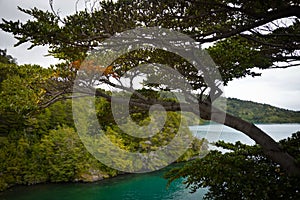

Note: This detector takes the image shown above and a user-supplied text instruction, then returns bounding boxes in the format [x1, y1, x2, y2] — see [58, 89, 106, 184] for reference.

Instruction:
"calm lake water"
[0, 165, 207, 200]
[1, 124, 299, 200]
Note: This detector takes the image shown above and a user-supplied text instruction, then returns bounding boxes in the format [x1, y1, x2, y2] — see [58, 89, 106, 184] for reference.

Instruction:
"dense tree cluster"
[227, 98, 300, 123]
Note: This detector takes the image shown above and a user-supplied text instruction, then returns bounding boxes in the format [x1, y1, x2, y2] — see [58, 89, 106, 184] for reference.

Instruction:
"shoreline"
[0, 162, 186, 193]
[2, 123, 299, 193]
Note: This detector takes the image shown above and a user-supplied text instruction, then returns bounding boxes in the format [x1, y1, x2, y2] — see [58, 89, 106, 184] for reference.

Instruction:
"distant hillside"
[143, 91, 299, 124]
[227, 98, 300, 123]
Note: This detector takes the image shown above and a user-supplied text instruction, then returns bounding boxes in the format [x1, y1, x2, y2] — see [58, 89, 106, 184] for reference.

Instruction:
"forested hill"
[226, 98, 300, 123]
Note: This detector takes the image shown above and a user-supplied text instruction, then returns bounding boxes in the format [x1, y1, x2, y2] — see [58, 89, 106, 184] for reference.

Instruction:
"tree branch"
[194, 6, 300, 43]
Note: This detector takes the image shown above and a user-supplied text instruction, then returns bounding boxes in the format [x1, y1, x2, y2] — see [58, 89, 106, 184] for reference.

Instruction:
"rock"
[77, 169, 110, 182]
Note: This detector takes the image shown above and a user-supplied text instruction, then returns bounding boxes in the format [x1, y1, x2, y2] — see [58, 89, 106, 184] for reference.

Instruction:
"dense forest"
[0, 98, 206, 191]
[227, 98, 300, 123]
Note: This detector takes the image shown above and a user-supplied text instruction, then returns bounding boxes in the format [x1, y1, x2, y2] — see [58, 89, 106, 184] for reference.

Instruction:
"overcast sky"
[0, 0, 299, 111]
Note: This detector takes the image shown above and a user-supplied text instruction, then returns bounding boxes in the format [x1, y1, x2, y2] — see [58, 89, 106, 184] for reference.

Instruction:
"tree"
[164, 132, 300, 199]
[0, 49, 16, 64]
[0, 62, 53, 136]
[1, 0, 299, 175]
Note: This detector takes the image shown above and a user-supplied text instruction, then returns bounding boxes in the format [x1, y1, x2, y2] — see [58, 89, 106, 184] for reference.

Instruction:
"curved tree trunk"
[196, 102, 300, 176]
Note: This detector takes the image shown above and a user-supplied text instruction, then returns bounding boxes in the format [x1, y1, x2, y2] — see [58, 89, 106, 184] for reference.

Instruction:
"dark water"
[1, 124, 299, 200]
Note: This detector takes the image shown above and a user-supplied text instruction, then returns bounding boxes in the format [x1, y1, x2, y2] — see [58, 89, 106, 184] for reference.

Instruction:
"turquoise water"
[1, 124, 299, 200]
[0, 166, 207, 200]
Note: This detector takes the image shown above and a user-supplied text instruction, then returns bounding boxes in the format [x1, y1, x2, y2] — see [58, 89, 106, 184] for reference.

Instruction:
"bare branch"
[48, 0, 65, 24]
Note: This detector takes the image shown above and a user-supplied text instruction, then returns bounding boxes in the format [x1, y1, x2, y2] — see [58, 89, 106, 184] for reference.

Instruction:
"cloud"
[0, 0, 86, 67]
[225, 67, 300, 110]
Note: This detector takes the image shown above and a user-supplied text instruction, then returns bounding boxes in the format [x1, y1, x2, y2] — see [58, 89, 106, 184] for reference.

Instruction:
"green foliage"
[0, 63, 52, 136]
[165, 132, 300, 199]
[227, 98, 300, 123]
[0, 126, 118, 191]
[0, 63, 117, 191]
[207, 37, 272, 84]
[28, 101, 75, 136]
[94, 96, 206, 170]
[0, 102, 204, 191]
[0, 49, 16, 64]
[38, 126, 107, 182]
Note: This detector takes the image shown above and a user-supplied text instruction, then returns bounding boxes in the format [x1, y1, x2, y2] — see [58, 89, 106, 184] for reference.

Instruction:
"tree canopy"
[1, 0, 299, 69]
